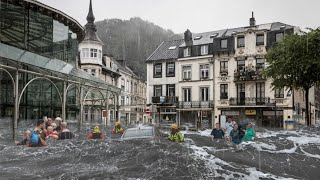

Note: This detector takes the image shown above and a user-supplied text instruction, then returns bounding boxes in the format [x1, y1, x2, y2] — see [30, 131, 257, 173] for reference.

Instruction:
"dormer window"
[183, 47, 191, 57]
[275, 32, 284, 42]
[201, 45, 208, 55]
[194, 36, 202, 40]
[220, 39, 228, 49]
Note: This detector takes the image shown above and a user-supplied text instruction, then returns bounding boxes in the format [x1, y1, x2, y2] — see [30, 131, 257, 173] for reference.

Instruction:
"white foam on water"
[187, 144, 297, 180]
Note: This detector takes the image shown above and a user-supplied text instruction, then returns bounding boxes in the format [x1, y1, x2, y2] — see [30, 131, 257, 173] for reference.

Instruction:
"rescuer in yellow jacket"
[168, 124, 184, 142]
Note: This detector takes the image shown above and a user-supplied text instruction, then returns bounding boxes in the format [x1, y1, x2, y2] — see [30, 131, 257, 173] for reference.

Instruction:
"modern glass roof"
[0, 42, 121, 94]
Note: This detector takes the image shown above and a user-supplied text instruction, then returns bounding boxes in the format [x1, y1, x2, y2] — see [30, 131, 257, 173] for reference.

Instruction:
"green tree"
[265, 28, 320, 126]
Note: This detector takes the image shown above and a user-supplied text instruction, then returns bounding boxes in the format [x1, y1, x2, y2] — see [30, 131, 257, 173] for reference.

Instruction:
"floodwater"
[0, 118, 320, 180]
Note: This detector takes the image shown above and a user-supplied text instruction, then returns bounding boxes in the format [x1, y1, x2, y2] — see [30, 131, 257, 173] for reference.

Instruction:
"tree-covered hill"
[95, 17, 181, 79]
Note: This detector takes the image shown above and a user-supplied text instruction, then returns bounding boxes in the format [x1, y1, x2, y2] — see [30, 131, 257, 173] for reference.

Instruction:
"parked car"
[121, 126, 162, 141]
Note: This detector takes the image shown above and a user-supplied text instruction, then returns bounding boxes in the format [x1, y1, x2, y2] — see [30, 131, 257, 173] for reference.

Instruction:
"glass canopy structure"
[0, 0, 121, 140]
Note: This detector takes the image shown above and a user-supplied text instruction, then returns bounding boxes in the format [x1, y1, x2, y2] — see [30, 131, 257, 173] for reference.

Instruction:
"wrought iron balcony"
[152, 96, 179, 105]
[178, 101, 214, 109]
[229, 97, 270, 106]
[234, 67, 266, 81]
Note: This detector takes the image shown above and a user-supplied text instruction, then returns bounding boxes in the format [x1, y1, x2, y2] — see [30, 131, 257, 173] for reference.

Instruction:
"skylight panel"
[194, 36, 202, 40]
[280, 25, 286, 29]
[210, 33, 219, 38]
[168, 46, 176, 50]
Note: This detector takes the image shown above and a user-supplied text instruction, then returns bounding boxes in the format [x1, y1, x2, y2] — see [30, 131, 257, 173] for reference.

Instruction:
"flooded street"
[0, 119, 320, 180]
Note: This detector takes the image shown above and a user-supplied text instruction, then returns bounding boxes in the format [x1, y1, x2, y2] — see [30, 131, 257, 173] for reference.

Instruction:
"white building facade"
[147, 14, 312, 129]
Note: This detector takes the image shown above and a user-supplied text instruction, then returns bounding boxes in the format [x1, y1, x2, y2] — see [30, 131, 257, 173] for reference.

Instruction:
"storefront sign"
[245, 110, 256, 115]
[222, 111, 240, 116]
[263, 111, 283, 116]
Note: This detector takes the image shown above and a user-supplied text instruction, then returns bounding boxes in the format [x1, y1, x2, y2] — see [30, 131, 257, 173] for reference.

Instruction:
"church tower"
[79, 0, 103, 77]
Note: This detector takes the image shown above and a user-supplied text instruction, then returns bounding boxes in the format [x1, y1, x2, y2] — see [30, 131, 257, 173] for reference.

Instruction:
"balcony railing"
[229, 97, 270, 106]
[234, 67, 266, 81]
[178, 101, 214, 109]
[152, 96, 179, 105]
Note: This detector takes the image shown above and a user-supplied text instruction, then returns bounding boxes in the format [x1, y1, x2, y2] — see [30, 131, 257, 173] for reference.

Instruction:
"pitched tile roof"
[146, 39, 184, 61]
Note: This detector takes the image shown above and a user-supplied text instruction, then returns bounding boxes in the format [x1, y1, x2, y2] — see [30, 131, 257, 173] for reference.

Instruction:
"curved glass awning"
[0, 42, 121, 94]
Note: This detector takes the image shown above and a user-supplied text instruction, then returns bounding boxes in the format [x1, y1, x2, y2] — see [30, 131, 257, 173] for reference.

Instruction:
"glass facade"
[0, 1, 78, 66]
[0, 1, 80, 119]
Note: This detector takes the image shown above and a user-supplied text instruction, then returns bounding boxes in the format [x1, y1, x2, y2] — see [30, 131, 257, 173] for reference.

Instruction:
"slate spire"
[83, 0, 102, 43]
[85, 0, 97, 32]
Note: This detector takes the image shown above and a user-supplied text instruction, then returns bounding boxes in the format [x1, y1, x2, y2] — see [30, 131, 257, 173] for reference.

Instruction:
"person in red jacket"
[88, 126, 104, 139]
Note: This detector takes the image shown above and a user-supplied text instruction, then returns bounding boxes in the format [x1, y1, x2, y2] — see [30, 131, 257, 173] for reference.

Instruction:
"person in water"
[16, 130, 31, 146]
[34, 120, 47, 146]
[230, 124, 242, 145]
[112, 121, 124, 134]
[55, 117, 62, 132]
[45, 126, 59, 139]
[242, 122, 256, 141]
[168, 124, 184, 143]
[58, 122, 75, 139]
[88, 126, 104, 139]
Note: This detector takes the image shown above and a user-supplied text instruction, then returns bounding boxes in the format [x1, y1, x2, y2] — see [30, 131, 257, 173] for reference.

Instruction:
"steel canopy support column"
[13, 71, 19, 141]
[62, 81, 67, 122]
[80, 86, 84, 125]
[116, 95, 120, 121]
[105, 92, 110, 126]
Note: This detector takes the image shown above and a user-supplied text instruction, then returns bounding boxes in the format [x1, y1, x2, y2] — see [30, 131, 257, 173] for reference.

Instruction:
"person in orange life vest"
[88, 126, 104, 139]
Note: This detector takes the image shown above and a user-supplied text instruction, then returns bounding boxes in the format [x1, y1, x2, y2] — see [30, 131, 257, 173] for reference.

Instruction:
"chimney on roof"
[184, 29, 193, 46]
[249, 12, 256, 27]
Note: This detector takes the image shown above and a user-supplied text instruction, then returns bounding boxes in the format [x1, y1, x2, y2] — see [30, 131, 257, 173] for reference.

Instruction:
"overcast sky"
[39, 0, 319, 33]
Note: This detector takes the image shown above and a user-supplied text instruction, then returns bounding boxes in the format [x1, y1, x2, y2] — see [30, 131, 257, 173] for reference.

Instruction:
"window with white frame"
[220, 84, 228, 99]
[126, 80, 129, 92]
[220, 61, 228, 73]
[154, 85, 162, 97]
[98, 50, 102, 59]
[182, 65, 192, 80]
[166, 84, 175, 96]
[275, 32, 284, 42]
[256, 58, 265, 71]
[237, 36, 245, 47]
[256, 34, 264, 45]
[200, 64, 209, 79]
[121, 96, 125, 105]
[201, 45, 208, 55]
[183, 47, 191, 57]
[90, 48, 97, 58]
[83, 69, 88, 72]
[200, 87, 209, 101]
[166, 62, 175, 77]
[121, 79, 125, 90]
[183, 88, 191, 102]
[154, 63, 162, 77]
[275, 88, 284, 98]
[220, 39, 228, 49]
[82, 48, 89, 58]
